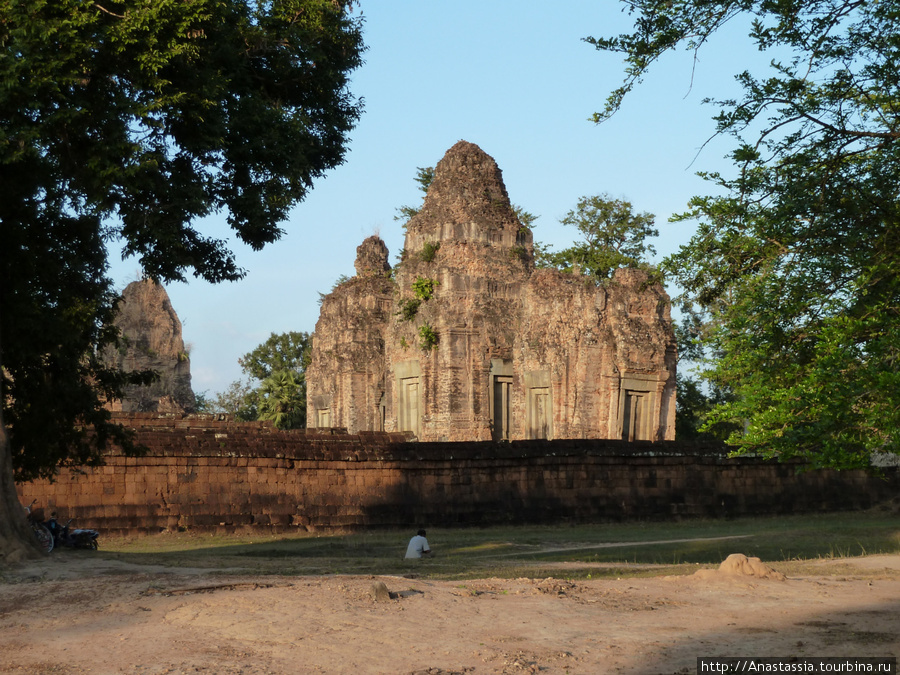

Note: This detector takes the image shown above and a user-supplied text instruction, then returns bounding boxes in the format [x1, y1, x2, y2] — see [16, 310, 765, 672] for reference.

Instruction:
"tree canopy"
[238, 331, 311, 382]
[0, 0, 363, 557]
[213, 332, 311, 429]
[536, 194, 658, 280]
[594, 0, 900, 467]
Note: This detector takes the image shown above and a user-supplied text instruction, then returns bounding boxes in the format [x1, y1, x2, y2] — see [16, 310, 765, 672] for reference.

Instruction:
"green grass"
[98, 510, 900, 581]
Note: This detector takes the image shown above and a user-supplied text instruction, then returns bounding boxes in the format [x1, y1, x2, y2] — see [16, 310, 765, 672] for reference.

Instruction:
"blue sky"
[107, 2, 768, 396]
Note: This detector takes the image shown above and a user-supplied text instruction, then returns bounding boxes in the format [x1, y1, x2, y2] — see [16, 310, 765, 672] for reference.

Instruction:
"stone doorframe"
[310, 395, 333, 429]
[394, 359, 422, 439]
[524, 370, 552, 440]
[489, 359, 514, 441]
[614, 373, 662, 442]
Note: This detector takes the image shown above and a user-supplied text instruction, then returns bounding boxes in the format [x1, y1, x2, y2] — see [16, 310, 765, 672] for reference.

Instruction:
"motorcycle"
[45, 513, 100, 550]
[24, 500, 54, 553]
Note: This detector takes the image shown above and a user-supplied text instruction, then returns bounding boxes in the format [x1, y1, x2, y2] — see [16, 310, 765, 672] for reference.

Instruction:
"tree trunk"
[0, 351, 43, 565]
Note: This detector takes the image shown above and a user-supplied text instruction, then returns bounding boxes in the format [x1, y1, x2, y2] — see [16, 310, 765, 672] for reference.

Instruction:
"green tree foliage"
[317, 273, 352, 305]
[594, 1, 900, 467]
[0, 233, 156, 482]
[536, 194, 658, 280]
[394, 166, 435, 225]
[397, 298, 421, 322]
[674, 375, 709, 440]
[257, 370, 306, 429]
[193, 390, 214, 414]
[0, 0, 363, 555]
[212, 380, 258, 421]
[411, 277, 438, 301]
[674, 373, 738, 441]
[215, 332, 311, 429]
[671, 307, 713, 440]
[669, 303, 739, 441]
[513, 205, 539, 232]
[418, 323, 438, 351]
[418, 241, 441, 263]
[238, 332, 312, 382]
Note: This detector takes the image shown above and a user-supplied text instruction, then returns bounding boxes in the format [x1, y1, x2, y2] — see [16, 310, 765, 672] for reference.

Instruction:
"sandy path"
[1, 555, 898, 674]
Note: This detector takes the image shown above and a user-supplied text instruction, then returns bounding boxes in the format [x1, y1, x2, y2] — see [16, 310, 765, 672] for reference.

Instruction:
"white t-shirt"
[405, 535, 430, 559]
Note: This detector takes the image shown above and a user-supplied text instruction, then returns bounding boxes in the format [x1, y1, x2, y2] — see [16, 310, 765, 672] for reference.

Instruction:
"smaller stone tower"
[103, 279, 195, 413]
[306, 236, 395, 431]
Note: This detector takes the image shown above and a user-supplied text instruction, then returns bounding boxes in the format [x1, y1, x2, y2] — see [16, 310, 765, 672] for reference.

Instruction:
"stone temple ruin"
[306, 141, 677, 442]
[102, 279, 196, 413]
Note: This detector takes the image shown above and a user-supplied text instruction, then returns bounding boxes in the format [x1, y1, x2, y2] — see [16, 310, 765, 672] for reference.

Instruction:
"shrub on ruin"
[419, 241, 441, 263]
[397, 298, 421, 321]
[418, 323, 438, 351]
[412, 277, 438, 301]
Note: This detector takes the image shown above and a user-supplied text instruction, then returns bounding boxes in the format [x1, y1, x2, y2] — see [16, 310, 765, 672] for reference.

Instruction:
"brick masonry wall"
[16, 413, 900, 535]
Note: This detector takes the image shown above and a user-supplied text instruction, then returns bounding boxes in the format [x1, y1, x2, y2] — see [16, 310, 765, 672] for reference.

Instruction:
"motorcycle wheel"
[30, 522, 54, 553]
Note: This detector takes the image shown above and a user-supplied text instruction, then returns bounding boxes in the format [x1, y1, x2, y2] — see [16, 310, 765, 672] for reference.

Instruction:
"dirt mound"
[717, 553, 786, 580]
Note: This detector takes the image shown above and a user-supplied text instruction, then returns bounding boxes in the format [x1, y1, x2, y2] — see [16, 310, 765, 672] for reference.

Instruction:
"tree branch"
[93, 3, 126, 19]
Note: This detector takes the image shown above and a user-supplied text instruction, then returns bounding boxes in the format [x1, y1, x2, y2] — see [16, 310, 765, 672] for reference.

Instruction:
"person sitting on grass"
[405, 529, 432, 559]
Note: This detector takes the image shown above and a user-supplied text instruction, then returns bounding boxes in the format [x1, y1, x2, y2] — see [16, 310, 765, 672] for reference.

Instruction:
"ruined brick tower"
[306, 141, 677, 441]
[103, 279, 196, 413]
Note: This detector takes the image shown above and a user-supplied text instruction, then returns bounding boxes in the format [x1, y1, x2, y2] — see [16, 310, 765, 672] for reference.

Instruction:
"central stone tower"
[307, 141, 677, 442]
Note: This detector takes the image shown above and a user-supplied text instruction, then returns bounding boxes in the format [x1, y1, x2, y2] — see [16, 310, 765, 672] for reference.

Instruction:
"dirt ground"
[1, 552, 899, 675]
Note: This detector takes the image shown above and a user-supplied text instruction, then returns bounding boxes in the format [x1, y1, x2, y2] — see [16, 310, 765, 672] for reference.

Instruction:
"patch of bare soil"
[1, 554, 899, 674]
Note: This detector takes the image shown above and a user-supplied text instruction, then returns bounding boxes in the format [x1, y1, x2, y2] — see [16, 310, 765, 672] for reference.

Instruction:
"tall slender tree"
[0, 0, 364, 560]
